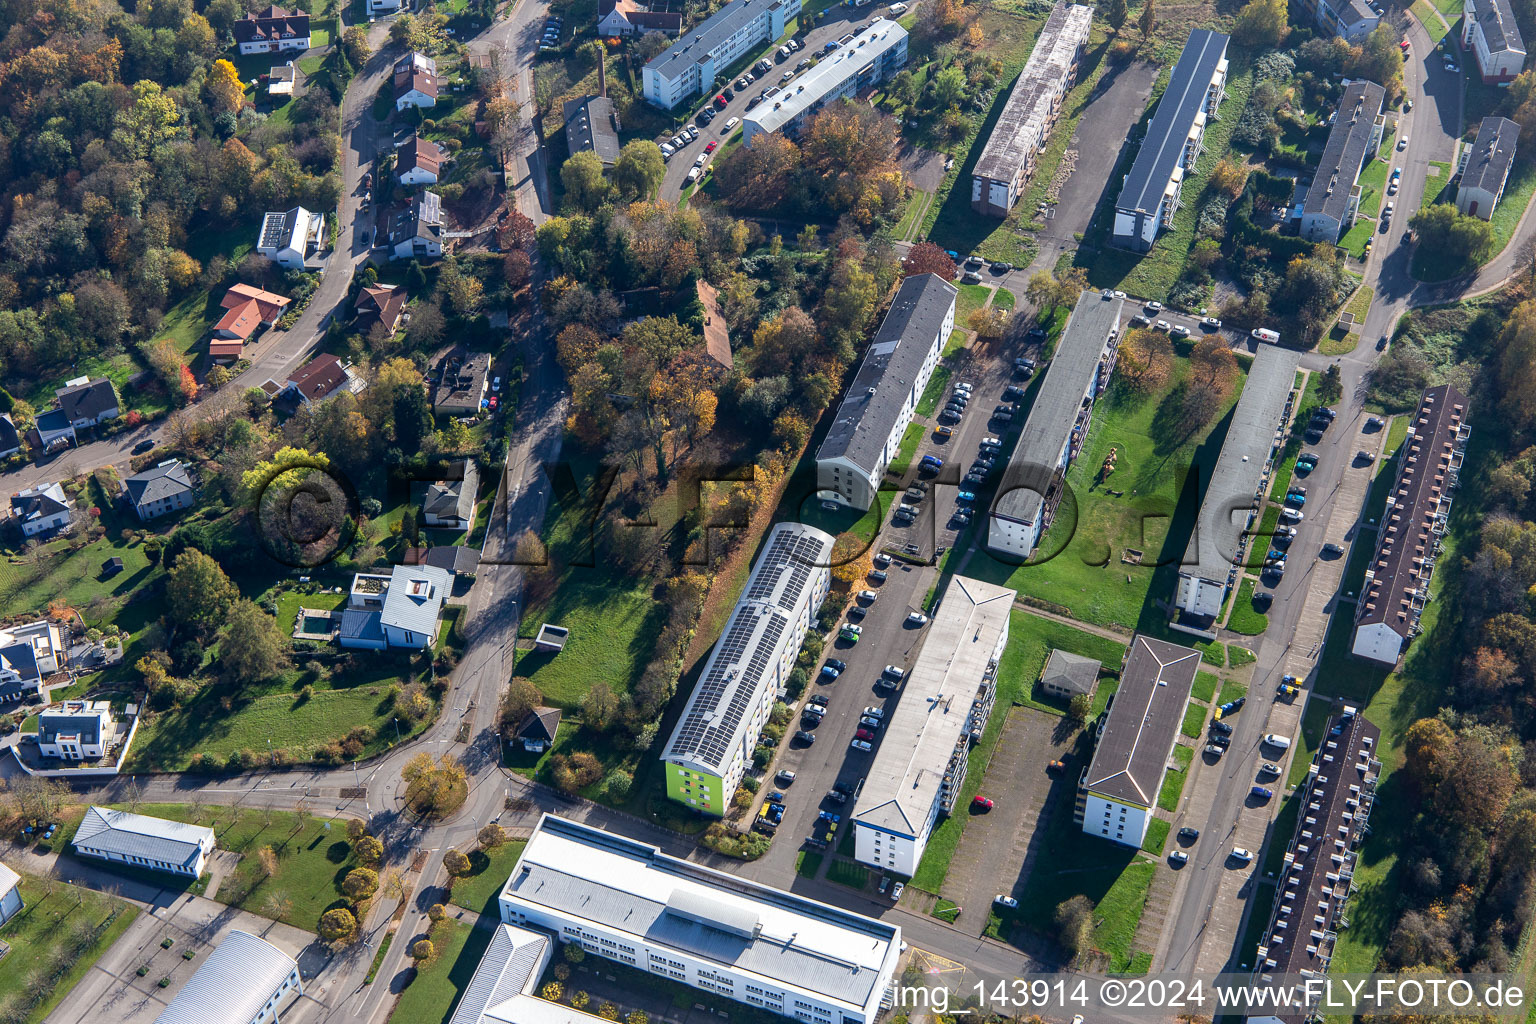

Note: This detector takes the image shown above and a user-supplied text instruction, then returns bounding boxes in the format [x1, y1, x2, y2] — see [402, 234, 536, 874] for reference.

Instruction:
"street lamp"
[393, 718, 401, 743]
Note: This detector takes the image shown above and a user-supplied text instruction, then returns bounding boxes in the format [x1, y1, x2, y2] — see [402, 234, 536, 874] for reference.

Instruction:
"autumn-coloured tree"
[713, 133, 801, 210]
[903, 241, 957, 280]
[1115, 328, 1174, 398]
[443, 848, 472, 877]
[1209, 159, 1249, 199]
[749, 307, 820, 377]
[968, 307, 1010, 340]
[412, 939, 435, 961]
[205, 58, 244, 114]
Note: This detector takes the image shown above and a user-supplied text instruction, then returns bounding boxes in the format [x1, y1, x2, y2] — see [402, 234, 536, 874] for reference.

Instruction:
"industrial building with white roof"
[153, 929, 303, 1024]
[851, 574, 1016, 876]
[662, 522, 834, 812]
[499, 814, 902, 1024]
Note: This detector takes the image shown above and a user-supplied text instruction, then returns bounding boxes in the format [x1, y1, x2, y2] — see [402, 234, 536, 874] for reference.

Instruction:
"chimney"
[599, 55, 608, 97]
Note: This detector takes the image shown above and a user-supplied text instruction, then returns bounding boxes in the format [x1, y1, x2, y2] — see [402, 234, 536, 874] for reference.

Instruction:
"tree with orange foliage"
[1114, 328, 1174, 398]
[205, 58, 245, 115]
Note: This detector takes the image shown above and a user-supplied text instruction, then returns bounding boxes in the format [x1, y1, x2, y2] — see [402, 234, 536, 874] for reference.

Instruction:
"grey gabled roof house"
[124, 459, 195, 521]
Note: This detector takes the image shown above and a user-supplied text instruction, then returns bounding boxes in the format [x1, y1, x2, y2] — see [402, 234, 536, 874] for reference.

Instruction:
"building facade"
[1299, 79, 1386, 244]
[233, 5, 311, 55]
[36, 701, 113, 760]
[257, 206, 324, 269]
[499, 815, 903, 1024]
[642, 0, 802, 110]
[1352, 385, 1469, 665]
[0, 619, 64, 702]
[1292, 0, 1379, 42]
[0, 862, 21, 928]
[852, 576, 1015, 876]
[742, 22, 908, 144]
[153, 930, 304, 1024]
[1112, 30, 1229, 252]
[73, 806, 215, 877]
[970, 3, 1092, 216]
[11, 482, 71, 537]
[662, 523, 833, 812]
[125, 460, 195, 521]
[1464, 0, 1527, 83]
[814, 274, 956, 510]
[55, 377, 120, 429]
[1458, 115, 1520, 218]
[1076, 636, 1200, 847]
[988, 290, 1122, 559]
[1175, 345, 1298, 619]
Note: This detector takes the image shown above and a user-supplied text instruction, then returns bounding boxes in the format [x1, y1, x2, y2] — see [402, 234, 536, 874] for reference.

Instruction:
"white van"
[1251, 327, 1281, 343]
[888, 1, 908, 11]
[1262, 733, 1292, 750]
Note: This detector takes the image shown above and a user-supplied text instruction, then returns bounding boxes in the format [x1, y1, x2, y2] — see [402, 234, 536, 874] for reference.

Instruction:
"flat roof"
[853, 575, 1015, 838]
[816, 274, 957, 476]
[1302, 79, 1385, 223]
[502, 815, 900, 1012]
[1117, 29, 1229, 215]
[1083, 636, 1200, 807]
[747, 22, 907, 135]
[1181, 344, 1298, 585]
[664, 523, 834, 774]
[154, 931, 297, 1024]
[1357, 385, 1468, 637]
[1462, 116, 1519, 197]
[973, 3, 1092, 184]
[645, 0, 786, 82]
[1257, 707, 1380, 992]
[993, 290, 1122, 525]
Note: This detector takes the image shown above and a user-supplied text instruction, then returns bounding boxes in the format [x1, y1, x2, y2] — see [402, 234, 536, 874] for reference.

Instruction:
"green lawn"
[914, 361, 954, 418]
[1227, 577, 1269, 635]
[1338, 217, 1375, 260]
[1180, 701, 1205, 739]
[942, 328, 968, 359]
[387, 918, 496, 1024]
[956, 283, 992, 325]
[992, 288, 1017, 312]
[449, 841, 527, 916]
[0, 876, 141, 1024]
[1191, 670, 1217, 703]
[1217, 679, 1248, 706]
[1141, 817, 1170, 855]
[1488, 160, 1536, 257]
[796, 851, 824, 878]
[1157, 751, 1191, 812]
[889, 423, 925, 477]
[83, 803, 364, 931]
[1411, 0, 1453, 39]
[957, 349, 1249, 632]
[910, 609, 1121, 894]
[825, 859, 869, 890]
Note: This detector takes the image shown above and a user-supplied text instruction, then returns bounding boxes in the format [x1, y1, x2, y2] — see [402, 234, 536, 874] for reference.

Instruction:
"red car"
[972, 795, 994, 811]
[855, 728, 875, 741]
[705, 141, 719, 153]
[714, 94, 728, 109]
[489, 395, 499, 411]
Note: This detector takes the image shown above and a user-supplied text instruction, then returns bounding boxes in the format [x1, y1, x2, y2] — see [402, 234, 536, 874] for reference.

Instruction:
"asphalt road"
[656, 1, 904, 200]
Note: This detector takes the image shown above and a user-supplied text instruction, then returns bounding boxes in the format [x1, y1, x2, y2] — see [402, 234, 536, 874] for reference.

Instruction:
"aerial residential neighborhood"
[0, 0, 1532, 1019]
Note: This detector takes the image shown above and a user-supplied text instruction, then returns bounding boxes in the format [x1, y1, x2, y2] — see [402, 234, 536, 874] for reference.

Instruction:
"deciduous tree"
[220, 599, 291, 685]
[166, 549, 236, 636]
[902, 241, 956, 279]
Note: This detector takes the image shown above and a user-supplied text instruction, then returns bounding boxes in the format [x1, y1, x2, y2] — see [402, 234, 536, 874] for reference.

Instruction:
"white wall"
[1176, 573, 1227, 618]
[1082, 793, 1150, 847]
[1350, 621, 1403, 665]
[855, 823, 921, 877]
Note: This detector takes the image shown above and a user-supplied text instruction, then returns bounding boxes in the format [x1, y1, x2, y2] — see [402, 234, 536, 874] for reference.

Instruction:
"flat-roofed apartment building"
[970, 2, 1092, 217]
[1076, 636, 1200, 847]
[988, 290, 1122, 559]
[1112, 30, 1229, 253]
[1352, 385, 1469, 666]
[1299, 79, 1386, 244]
[500, 814, 903, 1024]
[850, 575, 1015, 876]
[815, 273, 957, 510]
[642, 0, 802, 109]
[1248, 706, 1381, 1024]
[1464, 0, 1527, 83]
[662, 523, 834, 812]
[1458, 115, 1520, 219]
[1175, 345, 1299, 620]
[744, 22, 907, 144]
[1293, 0, 1380, 42]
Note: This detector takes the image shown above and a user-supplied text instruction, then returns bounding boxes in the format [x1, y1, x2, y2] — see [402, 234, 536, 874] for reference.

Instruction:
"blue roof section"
[1116, 29, 1229, 215]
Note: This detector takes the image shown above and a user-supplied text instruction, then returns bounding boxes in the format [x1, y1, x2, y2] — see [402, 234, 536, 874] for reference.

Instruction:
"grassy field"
[889, 422, 925, 477]
[1191, 670, 1216, 703]
[956, 283, 992, 325]
[796, 850, 824, 878]
[1141, 817, 1170, 855]
[387, 917, 495, 1024]
[1180, 701, 1205, 739]
[448, 841, 527, 917]
[1227, 577, 1269, 634]
[958, 347, 1247, 632]
[910, 610, 1120, 893]
[0, 876, 141, 1024]
[1488, 160, 1536, 257]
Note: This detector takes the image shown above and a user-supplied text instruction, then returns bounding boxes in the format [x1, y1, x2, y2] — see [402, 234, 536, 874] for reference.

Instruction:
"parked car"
[1169, 850, 1188, 866]
[962, 270, 983, 284]
[1263, 733, 1292, 750]
[1204, 743, 1226, 758]
[1178, 826, 1200, 841]
[850, 738, 873, 752]
[972, 795, 994, 811]
[132, 438, 156, 454]
[994, 895, 1018, 908]
[776, 769, 796, 785]
[863, 706, 885, 719]
[1230, 847, 1254, 863]
[1202, 316, 1222, 329]
[891, 881, 904, 901]
[795, 730, 816, 745]
[1145, 300, 1164, 312]
[860, 715, 883, 729]
[858, 589, 878, 603]
[906, 612, 928, 625]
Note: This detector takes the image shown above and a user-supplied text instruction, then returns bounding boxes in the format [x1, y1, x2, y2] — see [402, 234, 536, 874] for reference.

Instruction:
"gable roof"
[1083, 636, 1201, 807]
[448, 923, 552, 1024]
[380, 564, 453, 636]
[1462, 115, 1520, 197]
[55, 378, 117, 423]
[1473, 0, 1525, 56]
[0, 642, 39, 686]
[356, 284, 408, 329]
[223, 283, 290, 319]
[286, 354, 348, 401]
[599, 0, 684, 29]
[73, 806, 213, 869]
[395, 55, 439, 99]
[339, 608, 386, 645]
[11, 482, 70, 523]
[125, 460, 194, 508]
[33, 408, 71, 438]
[413, 545, 481, 575]
[1117, 29, 1229, 215]
[232, 4, 311, 43]
[517, 706, 562, 743]
[423, 461, 479, 521]
[0, 414, 19, 454]
[1302, 79, 1385, 225]
[259, 206, 313, 253]
[563, 95, 622, 166]
[815, 273, 958, 476]
[644, 0, 788, 81]
[399, 134, 444, 176]
[0, 860, 17, 899]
